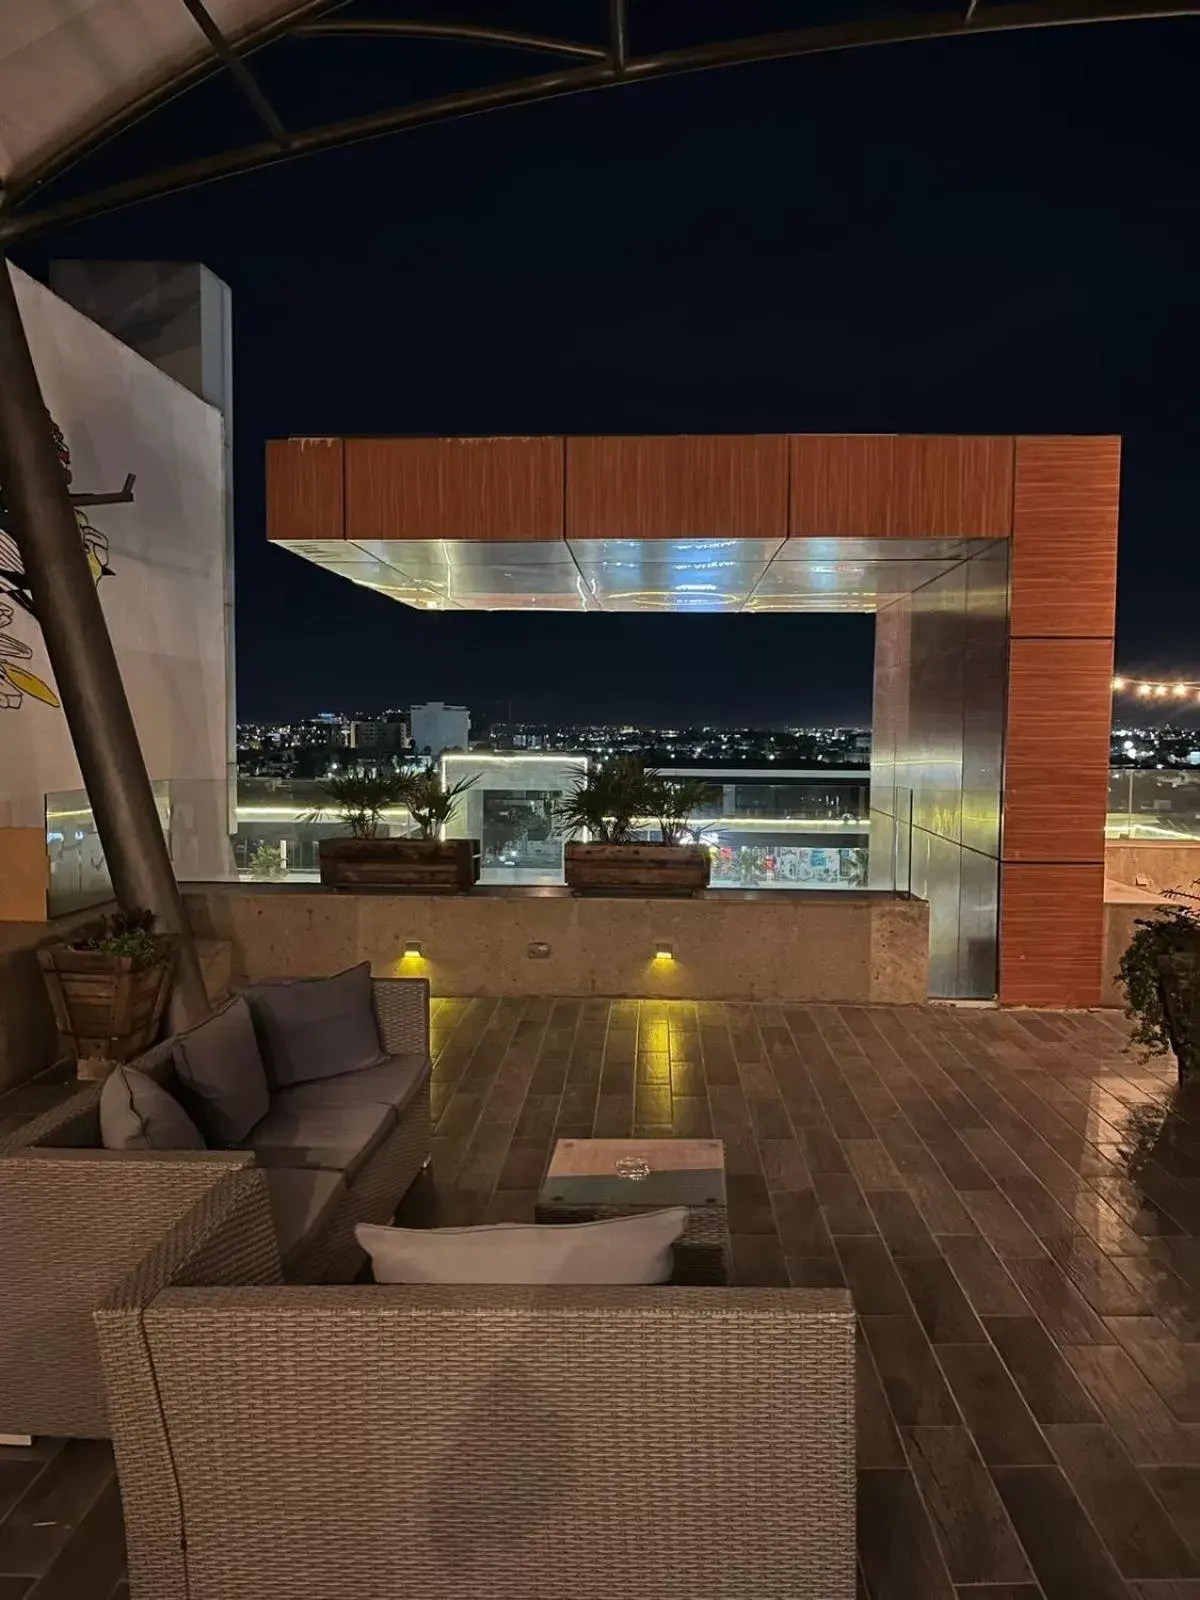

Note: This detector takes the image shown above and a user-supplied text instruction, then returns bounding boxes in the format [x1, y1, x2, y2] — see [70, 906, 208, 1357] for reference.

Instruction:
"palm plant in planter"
[321, 769, 410, 841]
[317, 767, 480, 892]
[556, 758, 644, 845]
[643, 773, 717, 847]
[38, 908, 176, 1074]
[405, 769, 478, 841]
[557, 760, 712, 895]
[1119, 881, 1200, 1079]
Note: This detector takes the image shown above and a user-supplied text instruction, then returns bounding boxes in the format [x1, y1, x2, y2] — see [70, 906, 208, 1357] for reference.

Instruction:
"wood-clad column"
[998, 437, 1120, 1008]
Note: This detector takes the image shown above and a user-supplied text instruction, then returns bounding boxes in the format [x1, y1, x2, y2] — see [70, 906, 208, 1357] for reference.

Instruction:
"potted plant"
[558, 760, 713, 895]
[37, 908, 175, 1073]
[246, 842, 286, 881]
[1118, 880, 1200, 1078]
[316, 767, 480, 892]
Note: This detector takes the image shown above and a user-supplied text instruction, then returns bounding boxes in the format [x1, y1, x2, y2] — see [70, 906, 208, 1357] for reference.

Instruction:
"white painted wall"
[0, 266, 230, 882]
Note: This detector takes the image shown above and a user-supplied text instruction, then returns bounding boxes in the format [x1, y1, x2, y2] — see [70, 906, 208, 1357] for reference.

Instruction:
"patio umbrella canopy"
[2, 0, 1195, 240]
[0, 0, 304, 191]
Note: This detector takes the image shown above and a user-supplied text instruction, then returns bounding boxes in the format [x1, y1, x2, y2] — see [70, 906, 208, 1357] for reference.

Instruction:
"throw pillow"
[172, 995, 271, 1144]
[100, 1065, 206, 1152]
[245, 962, 386, 1089]
[355, 1207, 688, 1285]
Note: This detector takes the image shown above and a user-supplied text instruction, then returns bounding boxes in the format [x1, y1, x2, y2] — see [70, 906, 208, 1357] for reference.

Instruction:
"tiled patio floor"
[5, 998, 1200, 1598]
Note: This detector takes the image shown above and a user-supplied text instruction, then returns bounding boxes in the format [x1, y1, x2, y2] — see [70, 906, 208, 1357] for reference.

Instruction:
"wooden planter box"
[319, 837, 481, 893]
[37, 943, 175, 1064]
[565, 843, 711, 897]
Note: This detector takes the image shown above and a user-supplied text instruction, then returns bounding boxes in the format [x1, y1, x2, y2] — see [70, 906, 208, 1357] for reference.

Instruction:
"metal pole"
[610, 0, 628, 70]
[0, 253, 208, 1027]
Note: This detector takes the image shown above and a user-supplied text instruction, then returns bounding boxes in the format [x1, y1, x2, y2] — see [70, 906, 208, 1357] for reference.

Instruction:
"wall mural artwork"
[0, 417, 134, 711]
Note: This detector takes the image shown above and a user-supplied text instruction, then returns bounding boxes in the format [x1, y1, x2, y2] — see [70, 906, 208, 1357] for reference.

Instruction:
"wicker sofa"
[95, 1164, 856, 1600]
[0, 976, 431, 1440]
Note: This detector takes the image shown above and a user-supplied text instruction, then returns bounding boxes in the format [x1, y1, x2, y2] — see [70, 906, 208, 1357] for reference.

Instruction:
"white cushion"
[356, 1208, 688, 1286]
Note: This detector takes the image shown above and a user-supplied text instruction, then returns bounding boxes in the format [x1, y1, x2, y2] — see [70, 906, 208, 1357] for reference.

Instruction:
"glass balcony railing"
[234, 771, 898, 892]
[44, 765, 915, 910]
[45, 782, 173, 917]
[1107, 768, 1200, 841]
[230, 776, 407, 882]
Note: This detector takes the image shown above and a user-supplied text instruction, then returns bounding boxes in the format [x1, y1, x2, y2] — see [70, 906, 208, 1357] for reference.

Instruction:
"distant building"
[411, 701, 470, 758]
[350, 717, 408, 755]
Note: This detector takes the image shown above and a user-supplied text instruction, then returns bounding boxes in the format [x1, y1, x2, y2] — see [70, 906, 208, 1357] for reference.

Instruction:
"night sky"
[13, 2, 1200, 726]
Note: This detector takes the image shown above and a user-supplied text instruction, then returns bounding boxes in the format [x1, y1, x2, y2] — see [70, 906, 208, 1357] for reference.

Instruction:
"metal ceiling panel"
[279, 534, 1008, 614]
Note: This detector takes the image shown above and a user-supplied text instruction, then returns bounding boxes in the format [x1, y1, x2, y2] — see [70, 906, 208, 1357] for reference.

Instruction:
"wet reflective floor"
[3, 998, 1199, 1599]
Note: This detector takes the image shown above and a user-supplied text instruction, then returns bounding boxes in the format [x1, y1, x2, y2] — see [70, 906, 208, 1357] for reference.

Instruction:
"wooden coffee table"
[535, 1137, 730, 1284]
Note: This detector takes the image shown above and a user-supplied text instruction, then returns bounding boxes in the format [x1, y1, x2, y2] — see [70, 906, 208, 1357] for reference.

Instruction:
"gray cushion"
[99, 1065, 206, 1152]
[242, 1098, 396, 1183]
[355, 1207, 689, 1285]
[275, 1054, 429, 1116]
[172, 995, 271, 1144]
[245, 963, 386, 1089]
[263, 1166, 346, 1267]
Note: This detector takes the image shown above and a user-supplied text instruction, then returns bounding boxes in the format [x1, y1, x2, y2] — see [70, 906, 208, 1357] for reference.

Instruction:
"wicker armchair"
[96, 1186, 856, 1600]
[0, 976, 431, 1439]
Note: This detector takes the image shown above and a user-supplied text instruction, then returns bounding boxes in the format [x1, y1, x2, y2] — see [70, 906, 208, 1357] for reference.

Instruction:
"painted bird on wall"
[0, 416, 134, 710]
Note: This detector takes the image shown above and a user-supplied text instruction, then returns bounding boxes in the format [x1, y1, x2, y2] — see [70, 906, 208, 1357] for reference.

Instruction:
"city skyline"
[236, 710, 1200, 767]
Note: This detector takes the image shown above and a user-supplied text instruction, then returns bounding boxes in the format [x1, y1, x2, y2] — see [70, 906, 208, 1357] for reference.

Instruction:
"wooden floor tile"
[903, 1426, 1032, 1585]
[3, 999, 1193, 1599]
[1046, 1423, 1199, 1579]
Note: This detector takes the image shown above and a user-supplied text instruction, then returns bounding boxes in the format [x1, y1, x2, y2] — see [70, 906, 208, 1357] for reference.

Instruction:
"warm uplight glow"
[395, 944, 429, 975]
[1111, 676, 1126, 691]
[1176, 684, 1190, 697]
[1156, 684, 1170, 698]
[641, 1018, 670, 1051]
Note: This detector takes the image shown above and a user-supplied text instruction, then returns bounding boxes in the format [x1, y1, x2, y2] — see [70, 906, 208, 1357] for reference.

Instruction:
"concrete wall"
[1106, 842, 1200, 898]
[0, 906, 108, 1096]
[1102, 887, 1169, 1010]
[186, 888, 930, 1005]
[0, 266, 230, 897]
[1100, 845, 1200, 1010]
